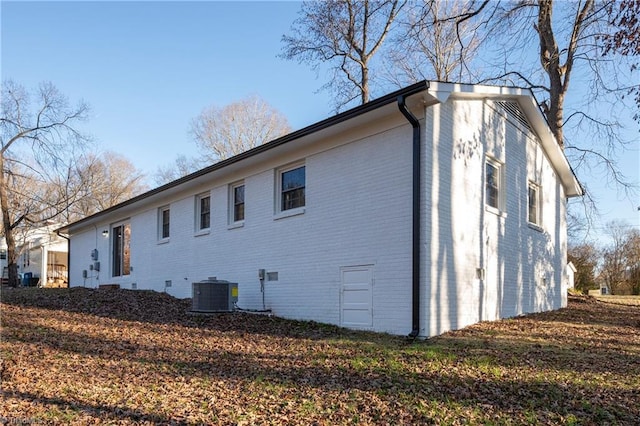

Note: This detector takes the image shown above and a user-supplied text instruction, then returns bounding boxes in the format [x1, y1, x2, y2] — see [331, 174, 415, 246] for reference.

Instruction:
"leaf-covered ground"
[1, 288, 639, 425]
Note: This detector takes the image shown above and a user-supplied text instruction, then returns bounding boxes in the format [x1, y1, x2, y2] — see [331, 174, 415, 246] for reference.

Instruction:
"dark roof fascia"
[59, 80, 430, 233]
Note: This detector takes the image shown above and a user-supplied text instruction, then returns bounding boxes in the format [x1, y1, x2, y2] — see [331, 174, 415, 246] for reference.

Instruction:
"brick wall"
[421, 98, 567, 337]
[69, 95, 569, 337]
[70, 117, 415, 335]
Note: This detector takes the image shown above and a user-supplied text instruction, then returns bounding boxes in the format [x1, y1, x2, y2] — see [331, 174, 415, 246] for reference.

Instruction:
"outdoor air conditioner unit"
[192, 277, 238, 313]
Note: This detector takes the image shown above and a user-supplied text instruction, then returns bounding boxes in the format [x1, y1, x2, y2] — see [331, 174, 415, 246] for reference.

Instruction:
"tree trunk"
[548, 89, 564, 147]
[361, 65, 369, 104]
[537, 0, 565, 147]
[0, 154, 19, 287]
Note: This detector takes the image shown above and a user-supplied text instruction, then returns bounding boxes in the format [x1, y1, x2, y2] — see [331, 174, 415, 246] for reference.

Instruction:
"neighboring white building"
[1, 224, 69, 287]
[58, 81, 582, 337]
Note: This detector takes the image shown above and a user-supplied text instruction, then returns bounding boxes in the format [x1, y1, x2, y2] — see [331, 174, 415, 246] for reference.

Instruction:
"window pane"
[113, 225, 122, 277]
[234, 185, 244, 204]
[281, 166, 305, 211]
[234, 203, 245, 222]
[162, 209, 170, 238]
[283, 188, 305, 210]
[528, 186, 538, 224]
[113, 224, 131, 276]
[234, 185, 245, 221]
[123, 224, 131, 275]
[282, 167, 305, 191]
[200, 196, 210, 229]
[485, 162, 499, 209]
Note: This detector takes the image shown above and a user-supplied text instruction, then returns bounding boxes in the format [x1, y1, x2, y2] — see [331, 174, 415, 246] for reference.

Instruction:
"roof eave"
[58, 81, 430, 234]
[428, 81, 583, 198]
[517, 96, 583, 198]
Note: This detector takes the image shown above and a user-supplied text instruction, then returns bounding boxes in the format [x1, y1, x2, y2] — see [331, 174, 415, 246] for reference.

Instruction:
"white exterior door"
[340, 265, 373, 328]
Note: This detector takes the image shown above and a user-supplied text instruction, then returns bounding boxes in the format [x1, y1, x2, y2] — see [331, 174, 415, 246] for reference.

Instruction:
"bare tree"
[154, 155, 205, 186]
[190, 95, 291, 163]
[384, 0, 482, 85]
[439, 0, 601, 148]
[281, 0, 406, 110]
[61, 151, 147, 222]
[1, 80, 89, 287]
[534, 0, 594, 147]
[624, 229, 640, 294]
[602, 0, 640, 121]
[567, 241, 600, 294]
[433, 0, 638, 231]
[600, 220, 638, 294]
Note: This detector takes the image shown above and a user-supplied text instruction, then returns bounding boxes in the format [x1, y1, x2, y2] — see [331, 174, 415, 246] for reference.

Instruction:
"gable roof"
[58, 81, 581, 234]
[427, 81, 583, 198]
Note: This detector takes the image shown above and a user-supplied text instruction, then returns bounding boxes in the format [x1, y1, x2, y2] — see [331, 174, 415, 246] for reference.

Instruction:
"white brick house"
[58, 81, 582, 337]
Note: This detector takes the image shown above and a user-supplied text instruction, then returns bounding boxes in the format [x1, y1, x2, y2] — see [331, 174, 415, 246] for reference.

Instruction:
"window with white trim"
[528, 183, 540, 226]
[229, 182, 245, 223]
[158, 206, 170, 240]
[196, 193, 211, 231]
[485, 158, 503, 211]
[112, 222, 131, 277]
[278, 163, 305, 212]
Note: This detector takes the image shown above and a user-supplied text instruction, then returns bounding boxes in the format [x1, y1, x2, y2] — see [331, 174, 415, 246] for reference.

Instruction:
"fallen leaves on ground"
[1, 288, 639, 425]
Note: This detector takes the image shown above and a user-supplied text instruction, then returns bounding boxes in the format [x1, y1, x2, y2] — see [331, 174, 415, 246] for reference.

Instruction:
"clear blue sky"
[2, 1, 333, 172]
[2, 1, 638, 243]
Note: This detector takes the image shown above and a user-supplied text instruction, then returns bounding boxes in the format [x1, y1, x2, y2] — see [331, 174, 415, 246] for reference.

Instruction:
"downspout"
[397, 94, 422, 338]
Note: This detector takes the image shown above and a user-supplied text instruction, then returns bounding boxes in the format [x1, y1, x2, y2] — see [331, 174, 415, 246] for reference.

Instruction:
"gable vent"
[496, 101, 532, 132]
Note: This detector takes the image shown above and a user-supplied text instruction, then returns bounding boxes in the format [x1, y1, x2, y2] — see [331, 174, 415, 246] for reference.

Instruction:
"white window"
[195, 193, 211, 231]
[528, 183, 540, 226]
[112, 222, 131, 277]
[229, 182, 245, 224]
[277, 163, 305, 213]
[158, 206, 170, 241]
[485, 158, 503, 211]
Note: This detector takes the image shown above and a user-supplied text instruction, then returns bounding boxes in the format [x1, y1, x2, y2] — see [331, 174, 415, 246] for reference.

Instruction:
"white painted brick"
[421, 99, 567, 337]
[69, 94, 570, 337]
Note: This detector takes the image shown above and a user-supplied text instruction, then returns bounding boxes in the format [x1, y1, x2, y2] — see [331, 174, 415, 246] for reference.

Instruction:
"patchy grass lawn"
[594, 295, 640, 306]
[1, 288, 639, 425]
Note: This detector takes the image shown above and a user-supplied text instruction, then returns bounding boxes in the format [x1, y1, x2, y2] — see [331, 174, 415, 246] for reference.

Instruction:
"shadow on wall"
[428, 102, 487, 335]
[423, 102, 459, 336]
[503, 115, 558, 317]
[429, 99, 563, 334]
